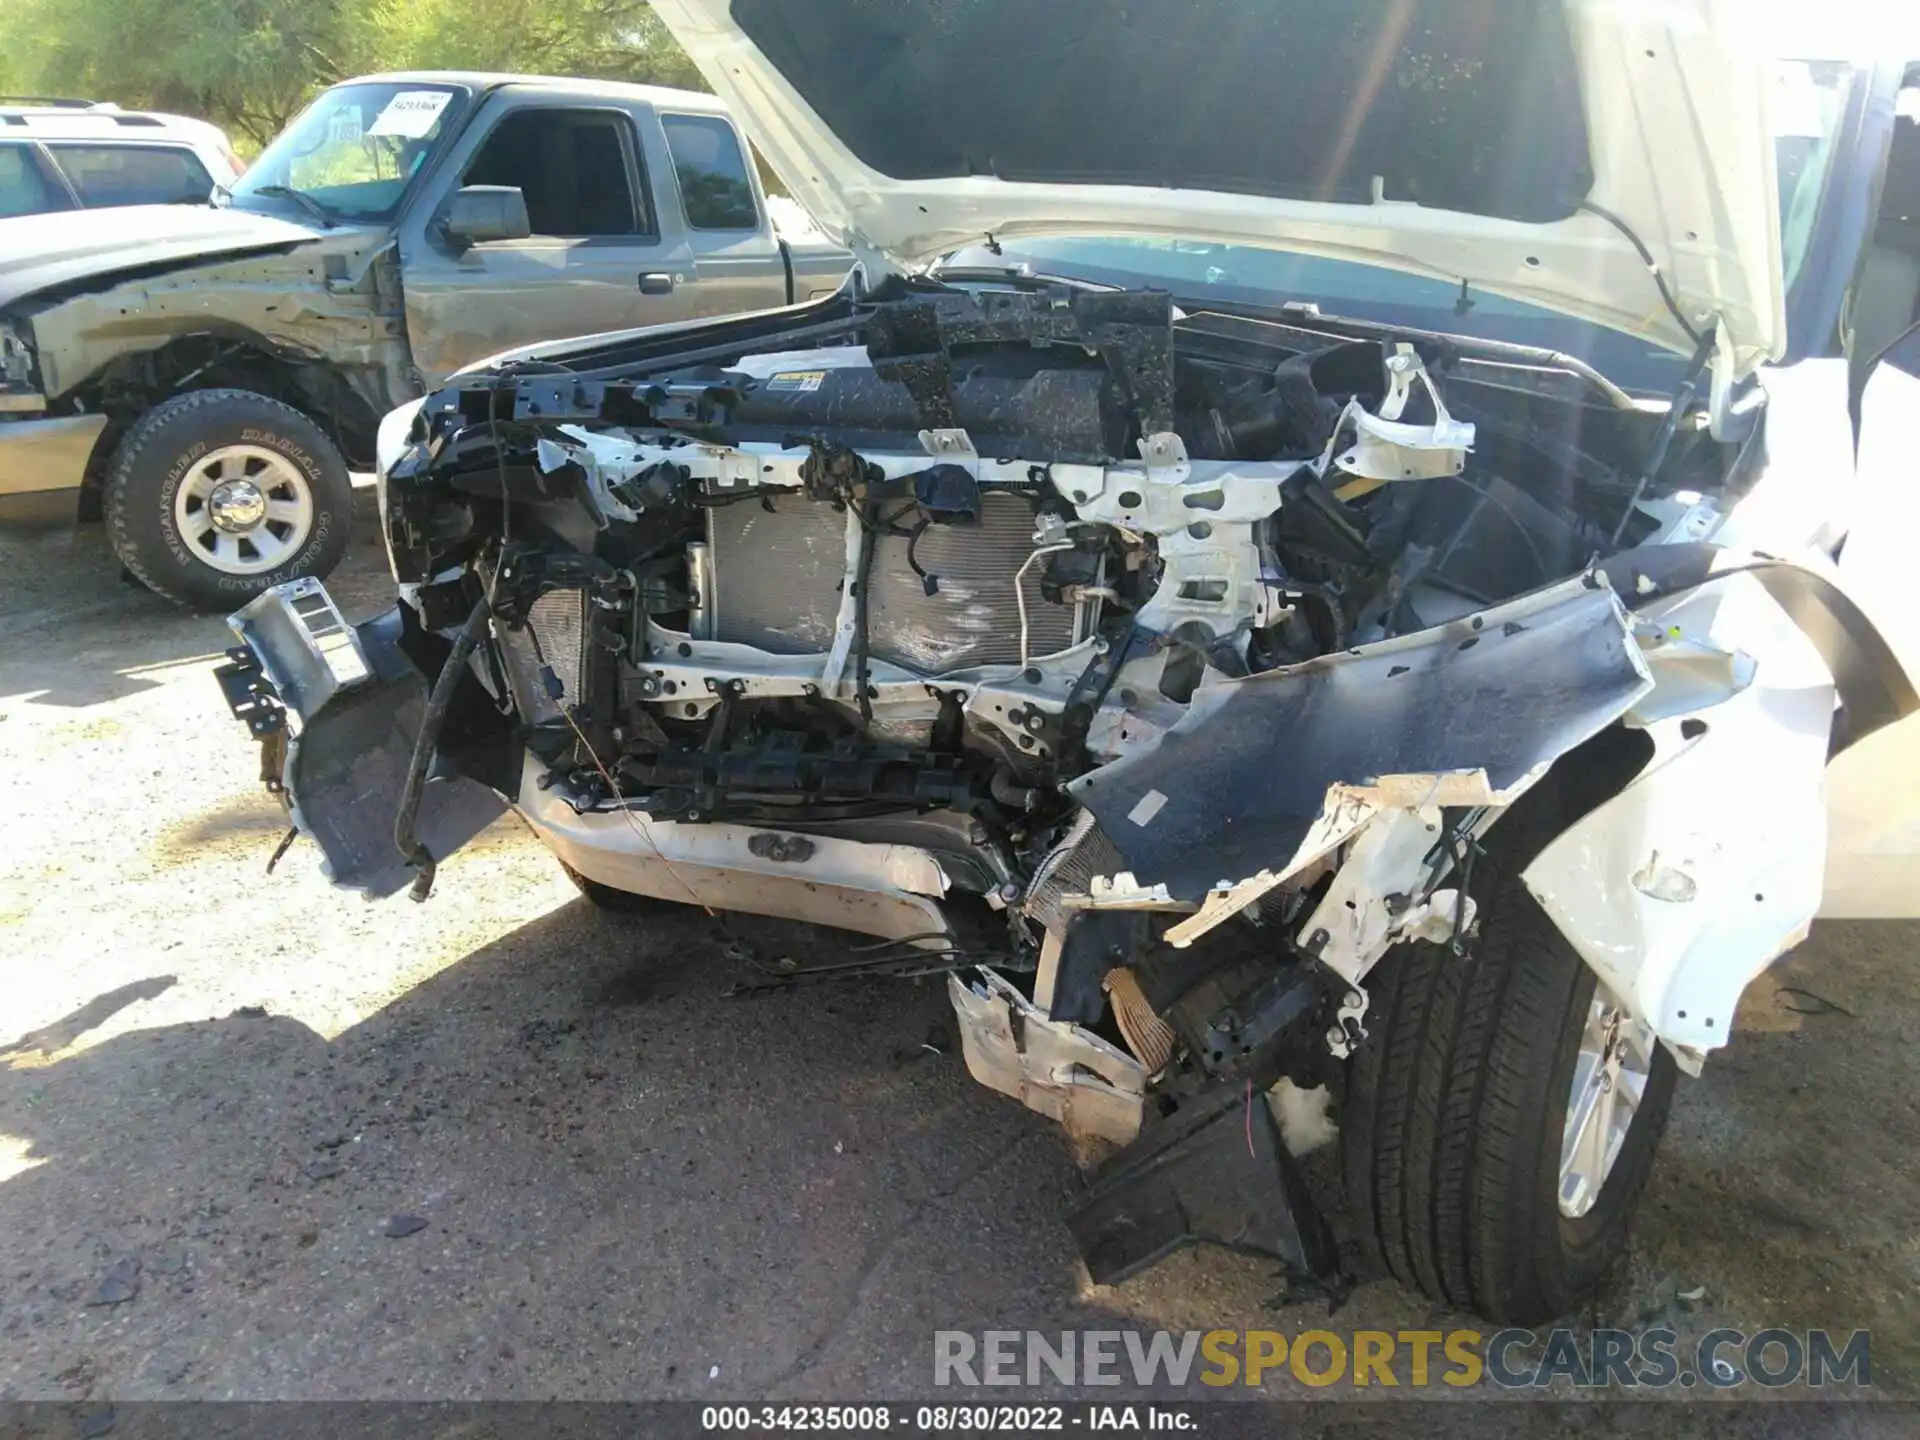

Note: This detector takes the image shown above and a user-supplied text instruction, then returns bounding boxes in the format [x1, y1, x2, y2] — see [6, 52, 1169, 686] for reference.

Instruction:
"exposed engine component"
[703, 486, 1082, 670]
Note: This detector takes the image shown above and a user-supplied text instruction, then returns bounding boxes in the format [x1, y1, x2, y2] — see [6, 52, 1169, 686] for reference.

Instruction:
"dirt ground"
[2, 501, 1917, 1409]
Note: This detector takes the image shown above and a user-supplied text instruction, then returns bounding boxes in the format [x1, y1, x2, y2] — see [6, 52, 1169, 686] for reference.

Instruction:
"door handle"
[638, 272, 676, 295]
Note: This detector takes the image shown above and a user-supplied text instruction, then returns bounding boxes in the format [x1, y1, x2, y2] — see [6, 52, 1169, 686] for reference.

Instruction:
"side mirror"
[443, 185, 530, 247]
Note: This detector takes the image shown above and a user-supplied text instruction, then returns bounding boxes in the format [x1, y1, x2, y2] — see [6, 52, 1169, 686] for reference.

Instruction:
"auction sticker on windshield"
[369, 91, 451, 139]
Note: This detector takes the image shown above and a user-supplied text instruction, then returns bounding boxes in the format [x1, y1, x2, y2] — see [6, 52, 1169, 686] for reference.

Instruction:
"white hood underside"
[654, 0, 1786, 387]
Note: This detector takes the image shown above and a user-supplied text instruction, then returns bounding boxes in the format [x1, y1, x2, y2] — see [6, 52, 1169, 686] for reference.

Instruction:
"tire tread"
[1341, 791, 1676, 1323]
[104, 388, 348, 610]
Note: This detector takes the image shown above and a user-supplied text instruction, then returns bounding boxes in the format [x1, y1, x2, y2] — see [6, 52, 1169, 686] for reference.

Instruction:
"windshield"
[947, 58, 1856, 398]
[948, 237, 1692, 393]
[1774, 59, 1855, 295]
[231, 82, 466, 223]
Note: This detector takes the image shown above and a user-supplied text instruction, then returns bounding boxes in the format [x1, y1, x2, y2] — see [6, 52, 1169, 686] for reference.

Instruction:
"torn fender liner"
[1596, 542, 1920, 754]
[1066, 576, 1653, 903]
[1066, 1079, 1339, 1290]
[287, 668, 504, 898]
[235, 595, 505, 898]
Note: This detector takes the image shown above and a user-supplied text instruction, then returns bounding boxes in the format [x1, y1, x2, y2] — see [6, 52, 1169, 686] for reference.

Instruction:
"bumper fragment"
[948, 969, 1146, 1145]
[221, 579, 504, 896]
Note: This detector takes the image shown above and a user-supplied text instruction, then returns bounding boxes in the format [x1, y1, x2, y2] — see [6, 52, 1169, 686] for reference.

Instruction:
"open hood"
[653, 0, 1786, 387]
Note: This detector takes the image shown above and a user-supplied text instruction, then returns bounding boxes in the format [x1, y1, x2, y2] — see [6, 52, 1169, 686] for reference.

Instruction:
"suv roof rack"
[0, 96, 117, 110]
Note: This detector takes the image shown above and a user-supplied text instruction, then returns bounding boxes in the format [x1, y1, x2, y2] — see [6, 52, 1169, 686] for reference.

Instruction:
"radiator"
[499, 587, 588, 719]
[704, 500, 848, 656]
[705, 493, 1080, 672]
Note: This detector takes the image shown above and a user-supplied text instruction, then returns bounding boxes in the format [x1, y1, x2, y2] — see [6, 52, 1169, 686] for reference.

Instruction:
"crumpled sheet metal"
[1066, 576, 1655, 921]
[948, 969, 1146, 1145]
[1521, 570, 1840, 1058]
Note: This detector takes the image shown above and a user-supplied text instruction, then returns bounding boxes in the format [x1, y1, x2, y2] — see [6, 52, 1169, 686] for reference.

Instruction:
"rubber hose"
[395, 596, 492, 901]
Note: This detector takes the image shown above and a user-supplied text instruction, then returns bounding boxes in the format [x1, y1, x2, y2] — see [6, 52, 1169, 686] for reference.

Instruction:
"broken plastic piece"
[1066, 1080, 1340, 1289]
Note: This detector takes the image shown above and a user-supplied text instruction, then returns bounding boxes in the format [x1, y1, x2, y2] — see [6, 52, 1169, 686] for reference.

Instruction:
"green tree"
[0, 0, 706, 150]
[352, 0, 706, 89]
[0, 0, 351, 147]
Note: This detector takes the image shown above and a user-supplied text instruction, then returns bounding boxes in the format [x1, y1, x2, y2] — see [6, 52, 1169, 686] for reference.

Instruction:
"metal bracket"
[1319, 343, 1475, 487]
[214, 648, 292, 801]
[213, 645, 287, 739]
[917, 427, 977, 460]
[1327, 987, 1370, 1058]
[1138, 430, 1191, 482]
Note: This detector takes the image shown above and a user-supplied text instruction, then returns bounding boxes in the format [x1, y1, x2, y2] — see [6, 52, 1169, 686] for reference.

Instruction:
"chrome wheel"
[1558, 985, 1656, 1219]
[173, 445, 313, 574]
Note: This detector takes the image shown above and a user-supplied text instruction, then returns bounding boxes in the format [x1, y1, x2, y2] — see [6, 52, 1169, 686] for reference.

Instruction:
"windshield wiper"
[247, 185, 336, 229]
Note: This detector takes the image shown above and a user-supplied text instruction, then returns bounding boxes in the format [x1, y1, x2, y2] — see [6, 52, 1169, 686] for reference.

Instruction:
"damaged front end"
[219, 278, 1914, 1297]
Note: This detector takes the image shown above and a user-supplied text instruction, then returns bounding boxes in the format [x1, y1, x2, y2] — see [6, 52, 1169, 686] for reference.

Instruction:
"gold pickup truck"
[0, 71, 849, 608]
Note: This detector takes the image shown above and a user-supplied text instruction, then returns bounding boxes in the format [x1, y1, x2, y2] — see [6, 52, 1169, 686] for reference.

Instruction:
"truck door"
[654, 111, 791, 317]
[398, 93, 700, 386]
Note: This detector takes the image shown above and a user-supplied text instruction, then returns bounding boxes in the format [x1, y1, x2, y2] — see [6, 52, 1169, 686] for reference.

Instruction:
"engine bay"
[379, 283, 1733, 944]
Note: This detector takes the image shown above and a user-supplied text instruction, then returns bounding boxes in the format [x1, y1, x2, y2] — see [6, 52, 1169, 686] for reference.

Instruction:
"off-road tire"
[1342, 792, 1678, 1324]
[105, 389, 351, 611]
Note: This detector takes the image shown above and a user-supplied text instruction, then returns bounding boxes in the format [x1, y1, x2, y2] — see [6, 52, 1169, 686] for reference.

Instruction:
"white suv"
[0, 99, 242, 218]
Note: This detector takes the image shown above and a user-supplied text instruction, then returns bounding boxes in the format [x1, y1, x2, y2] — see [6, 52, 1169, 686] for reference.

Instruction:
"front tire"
[558, 860, 689, 918]
[105, 389, 351, 611]
[1341, 794, 1678, 1324]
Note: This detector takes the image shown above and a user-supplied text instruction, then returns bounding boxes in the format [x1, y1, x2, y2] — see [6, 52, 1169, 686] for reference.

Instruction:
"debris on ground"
[1775, 986, 1856, 1018]
[384, 1215, 429, 1239]
[86, 1258, 140, 1307]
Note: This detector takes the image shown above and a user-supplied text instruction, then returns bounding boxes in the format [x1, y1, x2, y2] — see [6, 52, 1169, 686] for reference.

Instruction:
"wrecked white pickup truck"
[216, 1, 1920, 1324]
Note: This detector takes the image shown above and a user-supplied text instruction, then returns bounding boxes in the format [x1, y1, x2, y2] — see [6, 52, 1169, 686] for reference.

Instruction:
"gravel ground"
[2, 503, 1916, 1411]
